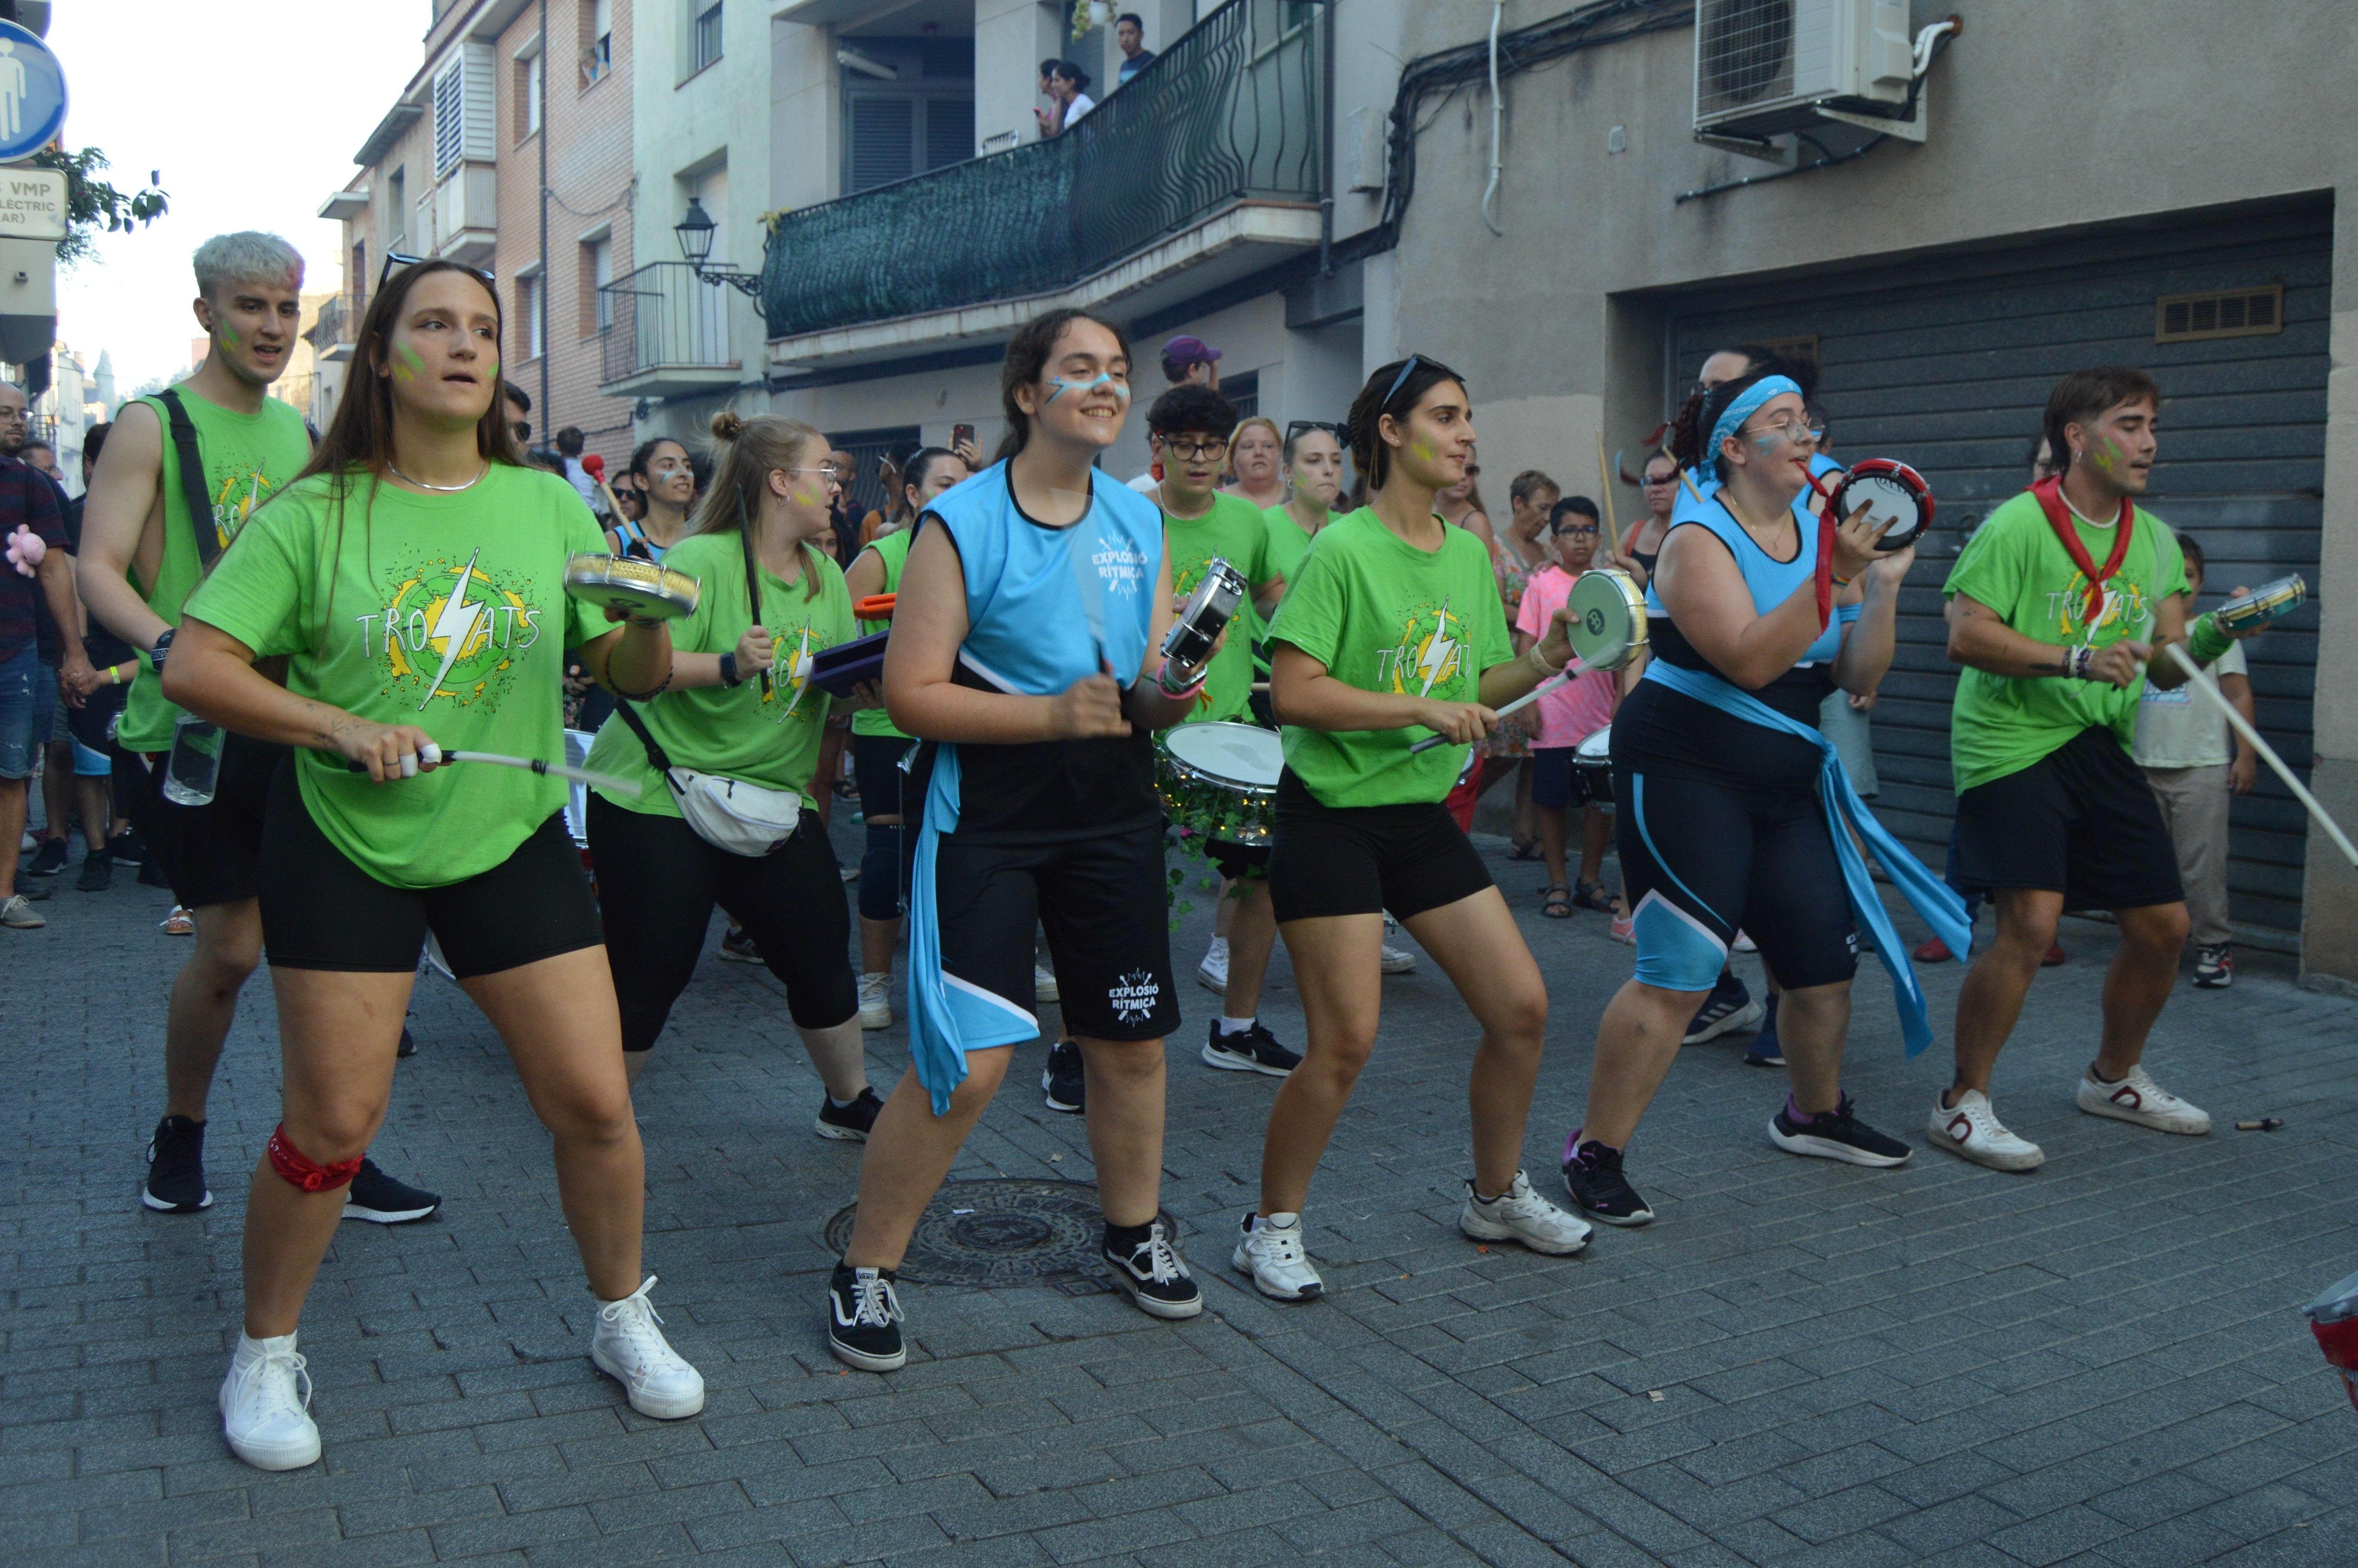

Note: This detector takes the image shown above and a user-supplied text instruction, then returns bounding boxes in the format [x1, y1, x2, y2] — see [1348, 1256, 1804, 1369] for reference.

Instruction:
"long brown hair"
[281, 258, 523, 651]
[686, 409, 829, 600]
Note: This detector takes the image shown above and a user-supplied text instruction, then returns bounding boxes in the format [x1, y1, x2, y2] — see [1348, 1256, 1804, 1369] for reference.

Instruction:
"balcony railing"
[760, 0, 1321, 339]
[306, 294, 356, 360]
[597, 261, 739, 390]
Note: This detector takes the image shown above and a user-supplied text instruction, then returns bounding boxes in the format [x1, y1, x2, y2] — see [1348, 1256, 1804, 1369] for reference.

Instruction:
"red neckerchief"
[1798, 462, 1839, 631]
[2030, 475, 2133, 626]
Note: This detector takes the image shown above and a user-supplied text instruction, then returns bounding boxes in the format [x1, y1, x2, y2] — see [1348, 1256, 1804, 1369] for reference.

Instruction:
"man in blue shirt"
[1116, 14, 1155, 82]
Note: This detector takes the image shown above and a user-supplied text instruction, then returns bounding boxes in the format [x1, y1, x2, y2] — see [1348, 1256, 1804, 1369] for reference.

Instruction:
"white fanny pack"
[615, 700, 802, 857]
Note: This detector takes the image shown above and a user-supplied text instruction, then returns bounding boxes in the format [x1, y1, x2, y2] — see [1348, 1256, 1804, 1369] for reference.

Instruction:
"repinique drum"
[1567, 568, 1648, 671]
[563, 554, 701, 620]
[1157, 721, 1282, 846]
[1572, 725, 1615, 806]
[1826, 460, 1934, 552]
[2215, 573, 2306, 633]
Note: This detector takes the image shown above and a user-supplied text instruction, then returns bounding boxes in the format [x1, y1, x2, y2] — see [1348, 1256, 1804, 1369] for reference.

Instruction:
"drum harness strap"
[1641, 659, 1970, 1056]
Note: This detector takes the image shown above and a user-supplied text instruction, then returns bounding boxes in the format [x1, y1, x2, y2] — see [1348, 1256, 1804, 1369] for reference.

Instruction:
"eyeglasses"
[1642, 471, 1679, 487]
[782, 465, 843, 484]
[1157, 437, 1227, 461]
[1284, 420, 1348, 444]
[1740, 414, 1822, 446]
[378, 251, 497, 288]
[1554, 523, 1600, 536]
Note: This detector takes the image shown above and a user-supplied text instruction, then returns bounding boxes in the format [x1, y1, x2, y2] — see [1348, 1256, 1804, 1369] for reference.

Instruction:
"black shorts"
[1528, 746, 1611, 812]
[1266, 770, 1493, 924]
[121, 731, 287, 910]
[1205, 837, 1270, 882]
[259, 759, 604, 977]
[852, 732, 913, 820]
[1617, 765, 1857, 993]
[933, 819, 1177, 1042]
[1953, 725, 2184, 911]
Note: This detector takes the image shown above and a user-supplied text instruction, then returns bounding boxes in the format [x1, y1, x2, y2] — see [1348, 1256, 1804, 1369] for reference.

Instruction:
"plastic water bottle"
[161, 714, 225, 807]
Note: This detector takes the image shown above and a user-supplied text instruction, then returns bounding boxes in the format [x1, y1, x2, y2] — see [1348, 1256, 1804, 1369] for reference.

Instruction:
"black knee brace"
[860, 823, 904, 921]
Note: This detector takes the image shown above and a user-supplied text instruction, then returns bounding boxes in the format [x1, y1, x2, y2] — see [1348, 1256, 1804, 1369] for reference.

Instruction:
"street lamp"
[674, 197, 760, 297]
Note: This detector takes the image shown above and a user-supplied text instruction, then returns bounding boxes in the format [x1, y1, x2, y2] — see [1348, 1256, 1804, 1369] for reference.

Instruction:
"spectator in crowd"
[0, 405, 77, 928]
[1161, 334, 1221, 390]
[20, 438, 58, 478]
[1516, 496, 1621, 920]
[2135, 534, 2255, 990]
[555, 426, 600, 509]
[1116, 13, 1155, 82]
[1037, 62, 1095, 136]
[826, 445, 866, 564]
[1222, 417, 1285, 510]
[504, 383, 532, 446]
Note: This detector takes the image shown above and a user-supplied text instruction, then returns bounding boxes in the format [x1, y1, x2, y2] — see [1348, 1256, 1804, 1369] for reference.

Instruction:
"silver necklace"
[388, 462, 488, 493]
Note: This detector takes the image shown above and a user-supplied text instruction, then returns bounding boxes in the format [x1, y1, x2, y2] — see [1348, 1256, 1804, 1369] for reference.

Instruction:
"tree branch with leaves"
[32, 145, 168, 266]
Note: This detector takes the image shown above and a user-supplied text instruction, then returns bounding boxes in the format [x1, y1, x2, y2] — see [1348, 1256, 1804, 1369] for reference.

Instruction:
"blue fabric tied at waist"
[904, 743, 1041, 1114]
[1644, 660, 1970, 1056]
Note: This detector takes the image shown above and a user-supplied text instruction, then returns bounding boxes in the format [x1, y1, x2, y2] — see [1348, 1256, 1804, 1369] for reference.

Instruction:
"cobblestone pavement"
[5, 816, 2357, 1567]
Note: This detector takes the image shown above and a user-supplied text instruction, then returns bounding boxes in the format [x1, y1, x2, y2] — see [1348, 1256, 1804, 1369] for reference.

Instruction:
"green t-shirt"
[1943, 488, 2188, 794]
[121, 389, 312, 752]
[1161, 490, 1275, 724]
[1265, 508, 1514, 807]
[586, 530, 854, 814]
[1260, 503, 1335, 590]
[184, 464, 609, 888]
[848, 527, 912, 739]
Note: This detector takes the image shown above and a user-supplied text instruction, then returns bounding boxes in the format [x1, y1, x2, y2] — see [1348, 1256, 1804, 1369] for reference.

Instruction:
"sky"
[47, 2, 427, 395]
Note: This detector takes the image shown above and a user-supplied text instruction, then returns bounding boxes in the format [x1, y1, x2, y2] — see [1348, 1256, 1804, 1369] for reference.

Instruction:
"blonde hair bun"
[709, 410, 747, 442]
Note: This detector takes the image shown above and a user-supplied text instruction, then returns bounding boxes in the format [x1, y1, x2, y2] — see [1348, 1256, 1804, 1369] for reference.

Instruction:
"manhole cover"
[823, 1178, 1174, 1289]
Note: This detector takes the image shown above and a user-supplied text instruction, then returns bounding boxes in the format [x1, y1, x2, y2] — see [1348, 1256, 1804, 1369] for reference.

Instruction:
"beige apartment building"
[314, 0, 637, 472]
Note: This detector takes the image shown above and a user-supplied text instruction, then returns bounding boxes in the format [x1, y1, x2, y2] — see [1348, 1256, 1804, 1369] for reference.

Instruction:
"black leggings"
[586, 794, 859, 1049]
[852, 733, 916, 922]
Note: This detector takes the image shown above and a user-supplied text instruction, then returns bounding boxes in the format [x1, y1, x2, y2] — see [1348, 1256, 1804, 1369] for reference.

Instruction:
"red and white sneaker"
[2076, 1066, 2210, 1135]
[1927, 1089, 2044, 1171]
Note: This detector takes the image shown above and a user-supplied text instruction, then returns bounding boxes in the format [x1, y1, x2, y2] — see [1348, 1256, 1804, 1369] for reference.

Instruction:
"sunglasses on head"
[1284, 420, 1348, 444]
[378, 251, 498, 289]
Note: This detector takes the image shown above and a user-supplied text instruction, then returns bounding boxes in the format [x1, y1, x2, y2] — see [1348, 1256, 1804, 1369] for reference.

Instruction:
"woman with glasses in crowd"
[1222, 415, 1287, 511]
[1620, 451, 1683, 585]
[608, 437, 697, 561]
[842, 444, 973, 1030]
[1233, 354, 1592, 1304]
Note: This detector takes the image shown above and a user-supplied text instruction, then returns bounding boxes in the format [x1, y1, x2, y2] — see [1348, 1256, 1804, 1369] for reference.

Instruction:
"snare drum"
[562, 553, 702, 621]
[1156, 721, 1283, 846]
[1567, 568, 1649, 671]
[1572, 725, 1615, 807]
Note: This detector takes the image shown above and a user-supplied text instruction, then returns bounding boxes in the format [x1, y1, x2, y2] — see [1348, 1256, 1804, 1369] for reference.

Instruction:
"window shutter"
[924, 97, 974, 173]
[433, 57, 464, 177]
[850, 97, 915, 191]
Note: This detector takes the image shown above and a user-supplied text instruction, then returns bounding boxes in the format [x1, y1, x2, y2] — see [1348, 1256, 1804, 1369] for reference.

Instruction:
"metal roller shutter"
[1664, 198, 2329, 934]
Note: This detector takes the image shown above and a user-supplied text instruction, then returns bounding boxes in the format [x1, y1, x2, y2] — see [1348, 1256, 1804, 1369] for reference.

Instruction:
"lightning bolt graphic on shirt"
[776, 627, 813, 720]
[1415, 596, 1456, 697]
[420, 551, 487, 711]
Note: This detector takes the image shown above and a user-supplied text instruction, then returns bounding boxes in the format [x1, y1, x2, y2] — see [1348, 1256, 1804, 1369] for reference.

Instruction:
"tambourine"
[2214, 573, 2306, 633]
[1823, 459, 1933, 551]
[1566, 568, 1649, 671]
[562, 553, 701, 621]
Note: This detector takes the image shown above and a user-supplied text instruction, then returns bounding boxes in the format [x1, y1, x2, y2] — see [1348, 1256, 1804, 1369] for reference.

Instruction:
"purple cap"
[1162, 334, 1222, 367]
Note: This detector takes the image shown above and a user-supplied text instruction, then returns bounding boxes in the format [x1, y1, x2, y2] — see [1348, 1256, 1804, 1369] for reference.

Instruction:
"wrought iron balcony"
[597, 261, 746, 398]
[306, 294, 356, 362]
[760, 0, 1321, 341]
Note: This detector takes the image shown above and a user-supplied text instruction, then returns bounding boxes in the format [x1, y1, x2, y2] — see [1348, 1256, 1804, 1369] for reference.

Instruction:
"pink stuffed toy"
[4, 523, 43, 577]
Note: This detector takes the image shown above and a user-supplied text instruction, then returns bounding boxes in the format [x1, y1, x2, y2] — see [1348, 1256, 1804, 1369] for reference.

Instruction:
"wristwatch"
[149, 627, 175, 671]
[718, 651, 742, 688]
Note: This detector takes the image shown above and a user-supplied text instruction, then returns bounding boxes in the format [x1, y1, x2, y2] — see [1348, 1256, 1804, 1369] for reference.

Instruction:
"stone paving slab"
[4, 817, 2355, 1566]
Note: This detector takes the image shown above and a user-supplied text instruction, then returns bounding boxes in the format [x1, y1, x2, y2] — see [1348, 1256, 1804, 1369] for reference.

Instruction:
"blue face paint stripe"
[1045, 372, 1131, 404]
[1629, 773, 1726, 930]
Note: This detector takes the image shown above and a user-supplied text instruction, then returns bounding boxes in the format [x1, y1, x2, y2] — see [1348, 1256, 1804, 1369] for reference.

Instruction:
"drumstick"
[343, 751, 645, 798]
[1594, 433, 1622, 559]
[2162, 643, 2357, 867]
[1406, 671, 1571, 754]
[1663, 444, 1703, 504]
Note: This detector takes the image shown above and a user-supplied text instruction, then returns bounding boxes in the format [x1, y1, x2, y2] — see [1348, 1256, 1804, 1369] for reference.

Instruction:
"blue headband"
[1699, 374, 1801, 480]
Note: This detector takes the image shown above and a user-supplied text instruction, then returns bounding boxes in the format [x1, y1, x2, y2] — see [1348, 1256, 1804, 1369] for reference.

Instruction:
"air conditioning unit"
[1693, 0, 1929, 158]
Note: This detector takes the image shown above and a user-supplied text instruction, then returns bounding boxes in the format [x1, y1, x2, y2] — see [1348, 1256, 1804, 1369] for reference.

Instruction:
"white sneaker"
[589, 1276, 705, 1419]
[1927, 1089, 2045, 1172]
[857, 972, 893, 1031]
[1232, 1212, 1324, 1300]
[0, 893, 43, 929]
[1033, 965, 1059, 1003]
[219, 1333, 320, 1471]
[1732, 929, 1758, 953]
[1460, 1171, 1591, 1256]
[1196, 938, 1229, 993]
[840, 865, 859, 883]
[1380, 915, 1417, 972]
[2077, 1065, 2210, 1135]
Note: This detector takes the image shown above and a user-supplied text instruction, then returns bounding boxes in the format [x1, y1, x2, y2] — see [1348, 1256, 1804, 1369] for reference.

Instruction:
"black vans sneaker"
[1561, 1135, 1654, 1227]
[142, 1115, 212, 1212]
[1103, 1220, 1203, 1319]
[1200, 1020, 1301, 1077]
[827, 1264, 906, 1371]
[816, 1087, 885, 1141]
[1768, 1093, 1912, 1167]
[342, 1159, 443, 1223]
[1042, 1040, 1085, 1114]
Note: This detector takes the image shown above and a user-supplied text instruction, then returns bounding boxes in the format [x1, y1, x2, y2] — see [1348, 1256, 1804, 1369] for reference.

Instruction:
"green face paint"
[221, 326, 242, 350]
[392, 343, 424, 383]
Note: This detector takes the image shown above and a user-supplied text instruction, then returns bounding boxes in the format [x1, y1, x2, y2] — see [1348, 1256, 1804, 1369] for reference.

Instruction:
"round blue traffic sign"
[0, 21, 66, 166]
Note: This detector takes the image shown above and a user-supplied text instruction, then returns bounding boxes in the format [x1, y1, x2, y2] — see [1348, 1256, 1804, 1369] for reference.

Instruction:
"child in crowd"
[1514, 497, 1621, 919]
[2133, 533, 2256, 988]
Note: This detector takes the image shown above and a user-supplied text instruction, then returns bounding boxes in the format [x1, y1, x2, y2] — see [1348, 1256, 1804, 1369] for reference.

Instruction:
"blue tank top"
[611, 517, 667, 563]
[924, 460, 1164, 839]
[1643, 484, 1847, 668]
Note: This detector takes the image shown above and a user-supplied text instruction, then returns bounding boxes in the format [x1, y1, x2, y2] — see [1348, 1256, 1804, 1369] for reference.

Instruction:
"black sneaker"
[77, 854, 113, 892]
[342, 1159, 443, 1223]
[397, 1024, 418, 1059]
[110, 829, 144, 867]
[1200, 1020, 1302, 1077]
[816, 1087, 885, 1141]
[1104, 1219, 1203, 1319]
[12, 870, 51, 900]
[2193, 944, 2234, 989]
[1042, 1040, 1085, 1114]
[1682, 971, 1763, 1045]
[826, 1263, 906, 1371]
[26, 838, 67, 876]
[717, 926, 761, 964]
[1561, 1136, 1653, 1227]
[1769, 1093, 1912, 1168]
[142, 1116, 212, 1212]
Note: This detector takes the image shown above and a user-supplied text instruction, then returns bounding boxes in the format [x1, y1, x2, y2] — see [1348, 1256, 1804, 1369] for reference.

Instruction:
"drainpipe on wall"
[1320, 0, 1336, 277]
[537, 0, 551, 445]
